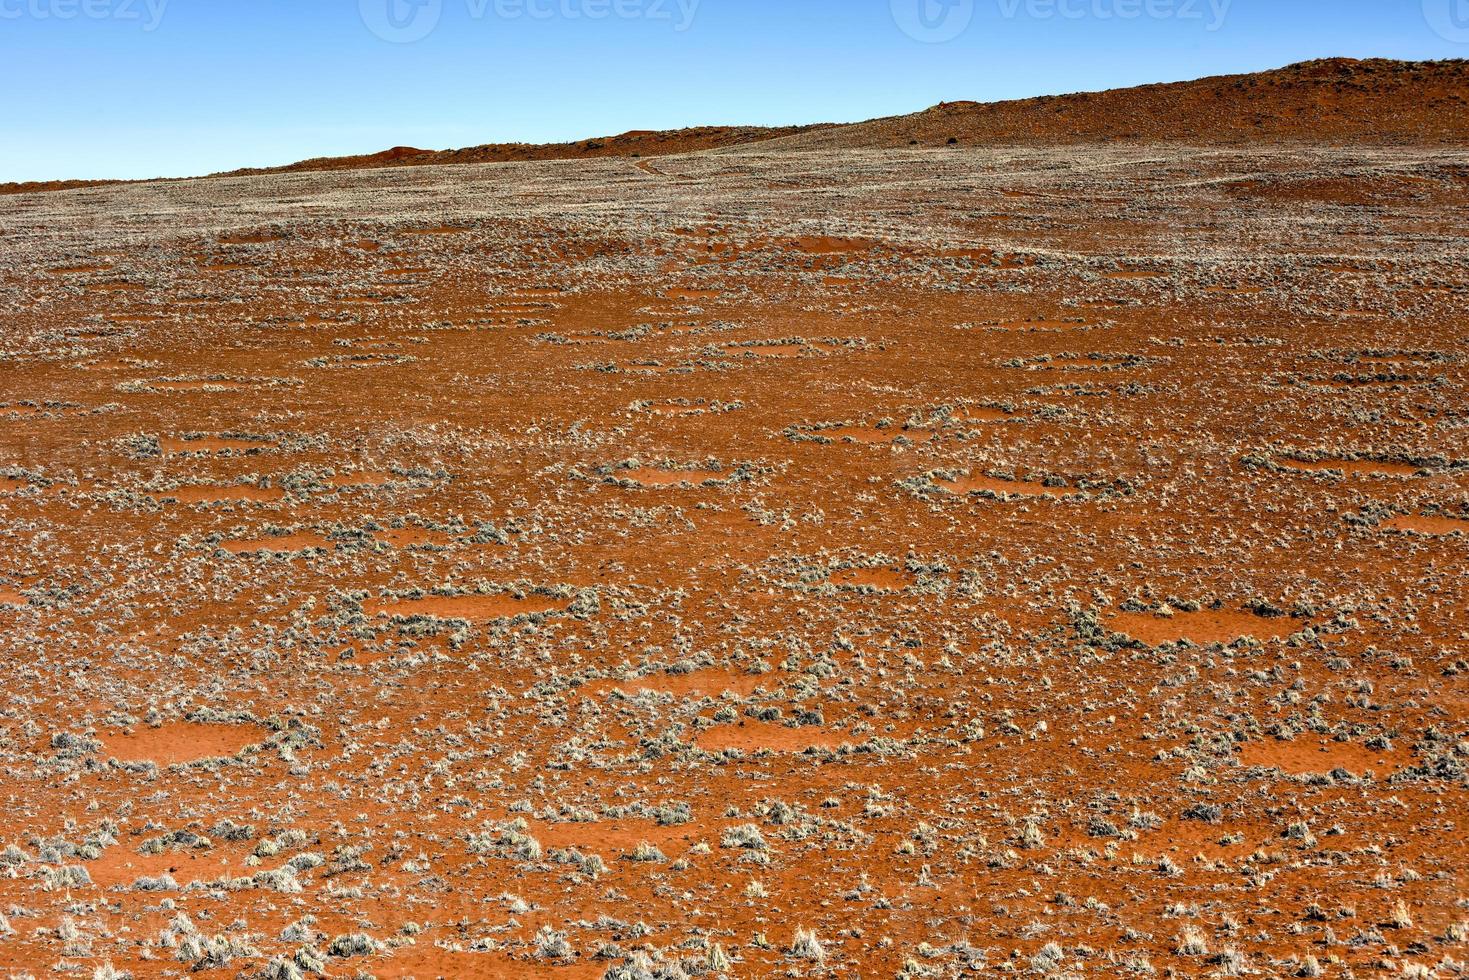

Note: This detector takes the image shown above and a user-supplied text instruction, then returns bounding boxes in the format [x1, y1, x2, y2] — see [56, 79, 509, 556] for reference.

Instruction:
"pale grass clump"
[1175, 925, 1208, 957]
[791, 927, 825, 964]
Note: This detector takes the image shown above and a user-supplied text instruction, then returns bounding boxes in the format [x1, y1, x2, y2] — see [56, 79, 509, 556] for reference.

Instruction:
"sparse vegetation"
[0, 122, 1464, 979]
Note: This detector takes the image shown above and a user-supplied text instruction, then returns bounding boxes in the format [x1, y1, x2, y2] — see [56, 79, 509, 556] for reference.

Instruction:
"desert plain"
[0, 60, 1467, 980]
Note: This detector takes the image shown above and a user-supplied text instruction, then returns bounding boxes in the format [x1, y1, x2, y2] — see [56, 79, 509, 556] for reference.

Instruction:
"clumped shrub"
[1183, 802, 1223, 823]
[327, 933, 379, 958]
[790, 928, 825, 963]
[535, 925, 573, 959]
[721, 824, 768, 850]
[1031, 942, 1065, 973]
[627, 841, 666, 863]
[133, 874, 179, 892]
[262, 958, 305, 980]
[1176, 925, 1208, 956]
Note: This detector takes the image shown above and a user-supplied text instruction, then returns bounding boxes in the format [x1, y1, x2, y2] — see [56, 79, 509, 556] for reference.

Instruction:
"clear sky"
[2, 0, 1465, 182]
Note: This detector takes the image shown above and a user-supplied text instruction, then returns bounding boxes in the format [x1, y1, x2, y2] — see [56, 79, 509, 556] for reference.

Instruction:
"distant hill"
[756, 59, 1469, 151]
[0, 178, 120, 196]
[213, 124, 836, 178]
[5, 59, 1465, 195]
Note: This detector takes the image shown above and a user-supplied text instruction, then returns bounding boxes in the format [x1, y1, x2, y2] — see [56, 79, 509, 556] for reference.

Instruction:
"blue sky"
[2, 0, 1464, 182]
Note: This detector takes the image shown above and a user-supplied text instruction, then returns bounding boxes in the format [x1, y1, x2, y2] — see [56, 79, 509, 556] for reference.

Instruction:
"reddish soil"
[1237, 736, 1400, 776]
[819, 425, 918, 444]
[1278, 457, 1423, 477]
[365, 593, 568, 621]
[1381, 514, 1469, 535]
[0, 111, 1466, 980]
[616, 467, 727, 487]
[151, 485, 287, 504]
[159, 434, 272, 454]
[220, 532, 331, 555]
[1107, 607, 1297, 646]
[828, 566, 911, 591]
[938, 472, 1081, 498]
[103, 722, 263, 765]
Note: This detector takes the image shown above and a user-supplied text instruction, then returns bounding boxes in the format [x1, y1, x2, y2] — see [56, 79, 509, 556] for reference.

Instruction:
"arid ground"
[1, 123, 1467, 978]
